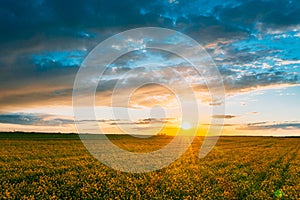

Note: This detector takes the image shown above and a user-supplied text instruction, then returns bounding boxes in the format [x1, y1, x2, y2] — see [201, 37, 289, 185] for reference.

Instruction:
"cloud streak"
[0, 113, 73, 126]
[237, 121, 300, 130]
[212, 115, 238, 119]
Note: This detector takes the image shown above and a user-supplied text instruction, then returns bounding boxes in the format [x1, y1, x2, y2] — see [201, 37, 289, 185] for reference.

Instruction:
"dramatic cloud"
[1, 0, 299, 110]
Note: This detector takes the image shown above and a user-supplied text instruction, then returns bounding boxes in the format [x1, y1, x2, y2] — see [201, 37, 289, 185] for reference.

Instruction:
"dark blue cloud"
[31, 50, 87, 70]
[0, 0, 152, 42]
[214, 0, 300, 32]
[0, 113, 74, 126]
[0, 113, 41, 125]
[1, 0, 299, 41]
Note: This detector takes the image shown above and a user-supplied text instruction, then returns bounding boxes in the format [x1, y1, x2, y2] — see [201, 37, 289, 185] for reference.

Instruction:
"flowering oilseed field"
[0, 133, 299, 199]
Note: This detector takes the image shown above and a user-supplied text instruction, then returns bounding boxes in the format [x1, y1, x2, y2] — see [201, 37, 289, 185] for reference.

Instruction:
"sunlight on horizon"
[181, 122, 192, 130]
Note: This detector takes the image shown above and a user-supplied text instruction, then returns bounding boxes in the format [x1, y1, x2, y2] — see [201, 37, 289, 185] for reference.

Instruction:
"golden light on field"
[1, 134, 299, 199]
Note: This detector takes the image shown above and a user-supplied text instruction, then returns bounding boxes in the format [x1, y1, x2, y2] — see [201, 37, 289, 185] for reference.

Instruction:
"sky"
[0, 0, 299, 136]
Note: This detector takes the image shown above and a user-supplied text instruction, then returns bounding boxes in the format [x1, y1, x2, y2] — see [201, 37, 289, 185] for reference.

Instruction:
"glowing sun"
[181, 122, 192, 130]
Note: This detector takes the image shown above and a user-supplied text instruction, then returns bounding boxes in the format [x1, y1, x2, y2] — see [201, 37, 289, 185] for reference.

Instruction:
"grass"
[0, 133, 299, 199]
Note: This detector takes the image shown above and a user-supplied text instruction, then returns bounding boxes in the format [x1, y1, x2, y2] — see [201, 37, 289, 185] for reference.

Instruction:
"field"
[0, 133, 299, 199]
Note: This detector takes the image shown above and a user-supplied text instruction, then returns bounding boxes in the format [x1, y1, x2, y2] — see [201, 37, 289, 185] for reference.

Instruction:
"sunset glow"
[0, 0, 299, 137]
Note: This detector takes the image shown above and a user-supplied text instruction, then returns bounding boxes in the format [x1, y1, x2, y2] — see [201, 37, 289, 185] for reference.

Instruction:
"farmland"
[0, 133, 299, 199]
